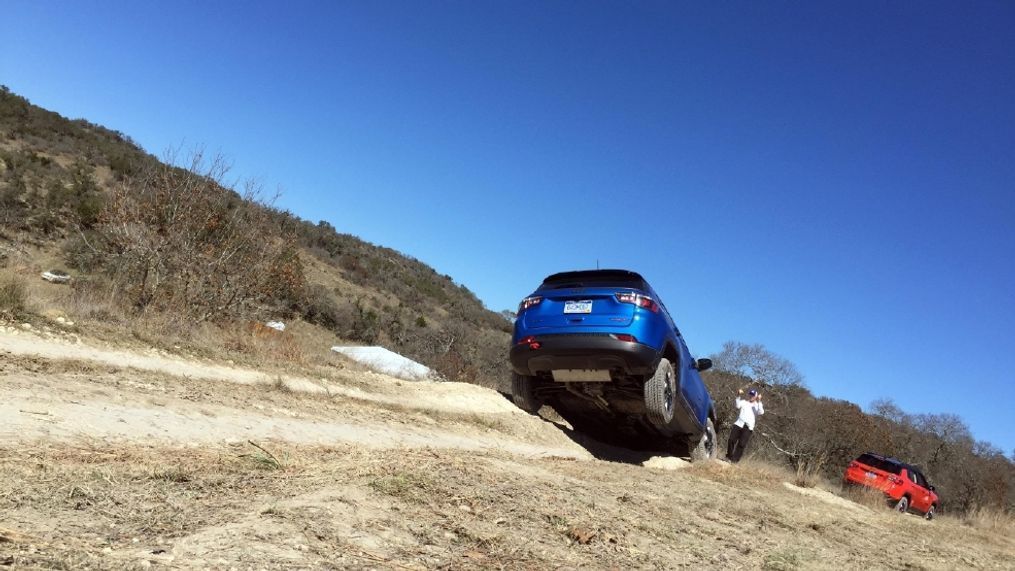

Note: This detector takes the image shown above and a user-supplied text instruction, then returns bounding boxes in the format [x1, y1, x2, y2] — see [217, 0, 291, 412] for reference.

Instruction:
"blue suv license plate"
[563, 300, 593, 314]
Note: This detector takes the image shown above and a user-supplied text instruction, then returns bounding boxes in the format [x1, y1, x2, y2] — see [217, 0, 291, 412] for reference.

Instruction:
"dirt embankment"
[1, 329, 1013, 569]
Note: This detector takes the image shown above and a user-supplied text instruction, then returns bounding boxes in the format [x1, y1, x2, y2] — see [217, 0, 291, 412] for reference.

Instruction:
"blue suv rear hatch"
[521, 287, 636, 329]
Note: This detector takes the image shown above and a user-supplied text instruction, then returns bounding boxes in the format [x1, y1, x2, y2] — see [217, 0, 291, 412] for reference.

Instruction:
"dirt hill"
[1, 327, 1012, 569]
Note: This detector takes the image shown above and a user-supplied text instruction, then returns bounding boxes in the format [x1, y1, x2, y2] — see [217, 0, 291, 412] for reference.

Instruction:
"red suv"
[844, 452, 939, 519]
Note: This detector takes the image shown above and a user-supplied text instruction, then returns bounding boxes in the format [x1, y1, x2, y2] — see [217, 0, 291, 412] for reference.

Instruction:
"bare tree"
[710, 341, 805, 388]
[762, 396, 887, 481]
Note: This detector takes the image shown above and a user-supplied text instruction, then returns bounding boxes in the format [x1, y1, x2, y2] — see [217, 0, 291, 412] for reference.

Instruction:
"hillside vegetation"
[703, 342, 1015, 519]
[0, 86, 510, 387]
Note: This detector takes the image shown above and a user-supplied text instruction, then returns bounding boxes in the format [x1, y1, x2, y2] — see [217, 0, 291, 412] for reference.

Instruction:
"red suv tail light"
[615, 292, 659, 312]
[517, 296, 542, 313]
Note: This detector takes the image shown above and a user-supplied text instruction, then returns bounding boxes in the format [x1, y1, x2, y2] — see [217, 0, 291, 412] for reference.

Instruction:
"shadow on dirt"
[497, 391, 682, 465]
[551, 423, 674, 464]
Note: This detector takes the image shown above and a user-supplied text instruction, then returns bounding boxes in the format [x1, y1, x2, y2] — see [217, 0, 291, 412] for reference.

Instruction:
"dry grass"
[2, 265, 1013, 568]
[64, 276, 127, 324]
[957, 507, 1015, 535]
[688, 457, 799, 490]
[0, 273, 29, 319]
[2, 253, 348, 380]
[842, 482, 892, 511]
[1, 442, 1013, 569]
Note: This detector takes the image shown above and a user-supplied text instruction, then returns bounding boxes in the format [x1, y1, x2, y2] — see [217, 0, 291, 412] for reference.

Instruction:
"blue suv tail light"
[614, 292, 659, 313]
[518, 296, 542, 313]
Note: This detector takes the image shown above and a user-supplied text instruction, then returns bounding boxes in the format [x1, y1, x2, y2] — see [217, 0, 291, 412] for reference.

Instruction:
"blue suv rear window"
[541, 270, 649, 291]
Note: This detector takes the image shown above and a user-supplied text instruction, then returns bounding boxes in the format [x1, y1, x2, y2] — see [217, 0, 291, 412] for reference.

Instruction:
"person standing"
[726, 388, 764, 463]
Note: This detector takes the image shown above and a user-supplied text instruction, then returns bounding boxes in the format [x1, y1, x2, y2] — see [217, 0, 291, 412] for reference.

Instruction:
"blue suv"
[509, 270, 717, 461]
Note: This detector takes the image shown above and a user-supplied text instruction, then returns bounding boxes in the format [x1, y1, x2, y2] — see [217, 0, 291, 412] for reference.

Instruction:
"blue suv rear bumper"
[509, 334, 660, 377]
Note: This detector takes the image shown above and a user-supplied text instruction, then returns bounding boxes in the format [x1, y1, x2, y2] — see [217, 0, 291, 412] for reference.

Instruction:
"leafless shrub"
[73, 150, 304, 322]
[65, 276, 125, 322]
[0, 275, 28, 319]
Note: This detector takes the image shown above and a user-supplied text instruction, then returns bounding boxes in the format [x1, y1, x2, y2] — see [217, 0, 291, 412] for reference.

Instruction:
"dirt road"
[1, 328, 1013, 569]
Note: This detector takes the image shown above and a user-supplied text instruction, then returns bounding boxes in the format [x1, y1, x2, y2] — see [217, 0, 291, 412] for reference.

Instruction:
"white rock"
[331, 346, 434, 381]
[642, 456, 691, 471]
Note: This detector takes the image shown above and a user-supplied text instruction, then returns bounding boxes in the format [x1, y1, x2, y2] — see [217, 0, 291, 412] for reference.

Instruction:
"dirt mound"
[1, 330, 1013, 569]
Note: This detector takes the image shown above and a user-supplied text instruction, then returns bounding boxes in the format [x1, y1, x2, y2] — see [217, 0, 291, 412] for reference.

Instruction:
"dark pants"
[726, 424, 753, 463]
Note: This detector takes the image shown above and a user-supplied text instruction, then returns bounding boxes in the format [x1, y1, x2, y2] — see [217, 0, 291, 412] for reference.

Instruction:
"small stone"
[66, 321, 74, 326]
[56, 317, 66, 324]
[21, 323, 32, 330]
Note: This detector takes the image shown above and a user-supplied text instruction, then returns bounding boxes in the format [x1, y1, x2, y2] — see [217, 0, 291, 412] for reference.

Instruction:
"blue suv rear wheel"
[644, 358, 676, 427]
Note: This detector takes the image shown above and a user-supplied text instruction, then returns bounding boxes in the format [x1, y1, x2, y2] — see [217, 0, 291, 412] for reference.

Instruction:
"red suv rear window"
[856, 454, 902, 475]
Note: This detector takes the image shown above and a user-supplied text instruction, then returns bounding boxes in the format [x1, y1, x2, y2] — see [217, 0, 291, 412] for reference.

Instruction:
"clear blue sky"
[4, 1, 1013, 452]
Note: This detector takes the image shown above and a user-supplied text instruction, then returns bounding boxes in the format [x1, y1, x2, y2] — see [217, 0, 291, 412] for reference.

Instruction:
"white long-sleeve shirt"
[733, 397, 764, 430]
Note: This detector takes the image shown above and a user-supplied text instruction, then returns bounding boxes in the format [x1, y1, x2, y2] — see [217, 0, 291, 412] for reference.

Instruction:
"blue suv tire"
[511, 372, 540, 414]
[644, 358, 677, 427]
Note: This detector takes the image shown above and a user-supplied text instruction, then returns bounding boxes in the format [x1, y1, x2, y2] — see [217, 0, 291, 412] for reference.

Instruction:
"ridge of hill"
[0, 86, 511, 388]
